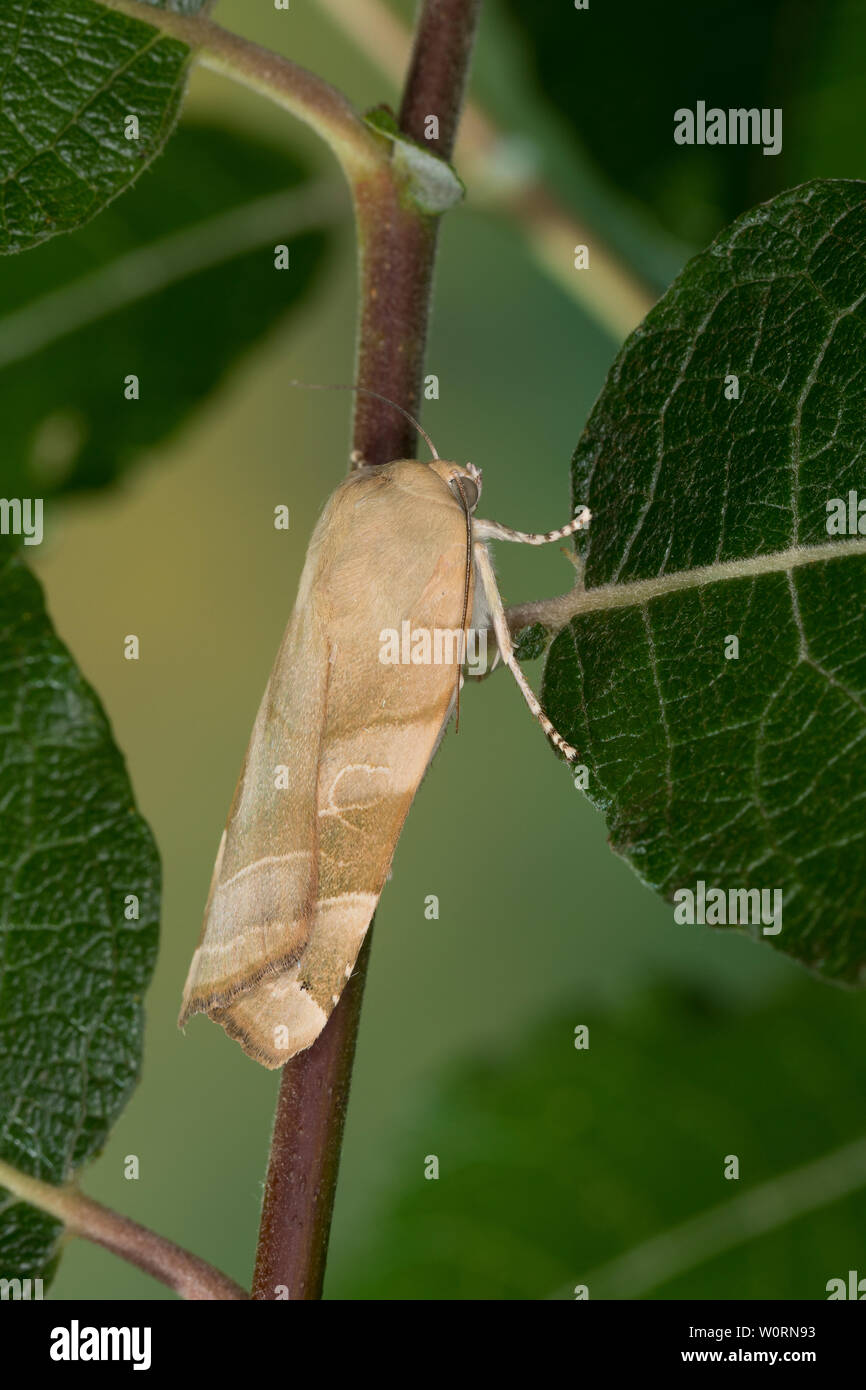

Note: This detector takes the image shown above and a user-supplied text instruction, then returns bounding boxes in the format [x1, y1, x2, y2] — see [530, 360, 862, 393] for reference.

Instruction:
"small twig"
[96, 0, 384, 181]
[0, 1158, 248, 1300]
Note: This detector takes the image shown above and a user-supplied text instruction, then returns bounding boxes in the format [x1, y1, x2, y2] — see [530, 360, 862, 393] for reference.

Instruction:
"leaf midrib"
[508, 535, 866, 635]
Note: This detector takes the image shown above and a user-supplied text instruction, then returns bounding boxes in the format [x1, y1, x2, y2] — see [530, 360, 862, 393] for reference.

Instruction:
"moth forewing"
[180, 460, 475, 1068]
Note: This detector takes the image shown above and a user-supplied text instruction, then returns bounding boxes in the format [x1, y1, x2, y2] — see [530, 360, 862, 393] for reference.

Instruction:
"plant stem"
[398, 0, 483, 155]
[252, 0, 483, 1300]
[352, 0, 482, 465]
[0, 1158, 247, 1300]
[350, 177, 440, 465]
[96, 0, 384, 181]
[251, 933, 371, 1300]
[318, 0, 656, 339]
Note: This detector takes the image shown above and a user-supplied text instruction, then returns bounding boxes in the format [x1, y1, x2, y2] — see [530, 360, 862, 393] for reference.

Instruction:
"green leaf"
[341, 984, 866, 1300]
[0, 544, 160, 1286]
[513, 622, 549, 663]
[0, 121, 331, 496]
[538, 179, 866, 984]
[0, 0, 213, 254]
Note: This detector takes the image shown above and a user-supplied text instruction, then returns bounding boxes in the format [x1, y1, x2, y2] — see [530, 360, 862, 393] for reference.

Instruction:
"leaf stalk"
[0, 1158, 247, 1301]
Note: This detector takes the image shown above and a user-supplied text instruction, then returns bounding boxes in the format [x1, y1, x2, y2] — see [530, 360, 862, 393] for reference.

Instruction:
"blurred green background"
[10, 0, 865, 1297]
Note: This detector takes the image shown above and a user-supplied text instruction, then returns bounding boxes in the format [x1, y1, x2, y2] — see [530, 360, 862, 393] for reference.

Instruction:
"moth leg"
[349, 449, 369, 470]
[473, 541, 578, 762]
[473, 506, 591, 546]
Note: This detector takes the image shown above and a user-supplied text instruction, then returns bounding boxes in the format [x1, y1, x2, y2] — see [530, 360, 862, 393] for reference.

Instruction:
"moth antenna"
[449, 474, 475, 733]
[286, 379, 440, 460]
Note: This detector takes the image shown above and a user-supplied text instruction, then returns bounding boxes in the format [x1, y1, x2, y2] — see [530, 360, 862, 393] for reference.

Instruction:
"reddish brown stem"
[252, 934, 371, 1300]
[0, 1158, 247, 1301]
[352, 0, 482, 467]
[352, 179, 439, 467]
[399, 0, 482, 155]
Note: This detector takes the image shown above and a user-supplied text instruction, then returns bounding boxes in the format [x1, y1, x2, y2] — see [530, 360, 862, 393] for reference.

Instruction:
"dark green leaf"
[0, 544, 160, 1286]
[342, 985, 866, 1299]
[540, 179, 866, 984]
[513, 621, 549, 663]
[0, 0, 214, 253]
[0, 121, 331, 496]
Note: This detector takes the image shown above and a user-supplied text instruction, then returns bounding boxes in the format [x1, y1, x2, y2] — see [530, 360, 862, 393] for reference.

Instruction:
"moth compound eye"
[450, 474, 479, 511]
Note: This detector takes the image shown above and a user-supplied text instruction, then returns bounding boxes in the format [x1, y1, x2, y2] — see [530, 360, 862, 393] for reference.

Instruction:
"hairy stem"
[505, 535, 866, 637]
[97, 0, 384, 180]
[252, 0, 482, 1299]
[0, 1158, 247, 1300]
[351, 178, 439, 465]
[398, 0, 482, 155]
[352, 0, 482, 464]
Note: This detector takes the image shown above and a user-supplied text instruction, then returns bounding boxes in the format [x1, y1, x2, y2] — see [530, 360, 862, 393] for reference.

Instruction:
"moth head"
[431, 460, 482, 514]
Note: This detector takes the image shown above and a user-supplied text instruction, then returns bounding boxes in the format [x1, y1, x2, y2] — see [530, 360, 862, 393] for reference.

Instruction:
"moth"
[179, 393, 590, 1067]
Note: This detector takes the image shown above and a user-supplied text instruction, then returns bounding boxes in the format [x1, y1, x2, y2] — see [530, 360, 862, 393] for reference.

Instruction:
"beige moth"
[179, 399, 590, 1067]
